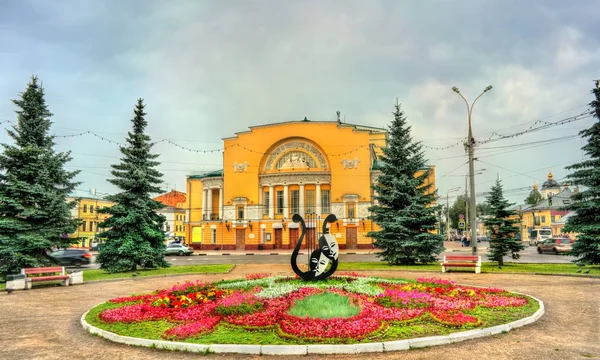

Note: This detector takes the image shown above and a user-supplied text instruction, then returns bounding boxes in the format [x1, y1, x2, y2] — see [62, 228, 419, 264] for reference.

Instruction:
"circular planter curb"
[81, 294, 544, 355]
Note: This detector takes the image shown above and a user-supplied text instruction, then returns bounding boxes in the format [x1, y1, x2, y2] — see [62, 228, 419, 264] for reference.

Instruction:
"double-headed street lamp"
[452, 85, 493, 255]
[446, 187, 460, 241]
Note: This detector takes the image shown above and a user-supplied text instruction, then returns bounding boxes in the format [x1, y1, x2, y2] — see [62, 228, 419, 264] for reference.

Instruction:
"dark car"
[50, 248, 92, 267]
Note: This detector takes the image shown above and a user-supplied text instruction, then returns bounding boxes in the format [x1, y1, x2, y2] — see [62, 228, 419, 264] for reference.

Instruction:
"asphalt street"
[80, 243, 578, 269]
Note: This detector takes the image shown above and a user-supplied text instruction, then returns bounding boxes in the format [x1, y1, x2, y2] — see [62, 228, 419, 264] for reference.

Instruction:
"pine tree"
[367, 103, 444, 265]
[483, 179, 524, 266]
[95, 99, 169, 272]
[524, 187, 543, 205]
[0, 76, 80, 278]
[563, 80, 600, 265]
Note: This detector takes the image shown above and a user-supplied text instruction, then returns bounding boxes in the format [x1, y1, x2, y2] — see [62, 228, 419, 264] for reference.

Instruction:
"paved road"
[79, 243, 577, 269]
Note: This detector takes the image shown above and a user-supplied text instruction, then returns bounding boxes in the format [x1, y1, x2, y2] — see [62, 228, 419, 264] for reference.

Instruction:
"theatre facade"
[185, 119, 435, 250]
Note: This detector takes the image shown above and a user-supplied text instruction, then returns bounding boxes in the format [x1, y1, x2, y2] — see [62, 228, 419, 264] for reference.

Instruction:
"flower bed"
[85, 275, 539, 345]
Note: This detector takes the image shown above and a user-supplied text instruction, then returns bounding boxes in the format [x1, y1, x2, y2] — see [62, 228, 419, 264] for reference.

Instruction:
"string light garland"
[480, 111, 592, 144]
[421, 138, 466, 150]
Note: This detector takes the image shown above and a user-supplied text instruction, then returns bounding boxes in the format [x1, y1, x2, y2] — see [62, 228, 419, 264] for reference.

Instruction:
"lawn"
[338, 262, 600, 275]
[83, 264, 233, 282]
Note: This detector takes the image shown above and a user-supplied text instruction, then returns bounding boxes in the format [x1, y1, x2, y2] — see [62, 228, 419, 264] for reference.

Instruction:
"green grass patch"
[339, 262, 600, 275]
[0, 283, 5, 290]
[287, 292, 361, 319]
[83, 264, 233, 282]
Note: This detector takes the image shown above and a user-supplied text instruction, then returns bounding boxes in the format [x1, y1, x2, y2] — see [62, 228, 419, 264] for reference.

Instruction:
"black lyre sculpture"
[290, 213, 339, 281]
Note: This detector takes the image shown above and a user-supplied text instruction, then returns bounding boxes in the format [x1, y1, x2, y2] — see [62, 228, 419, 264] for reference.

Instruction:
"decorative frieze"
[245, 205, 262, 220]
[223, 206, 235, 220]
[264, 141, 328, 170]
[202, 177, 223, 189]
[357, 202, 372, 219]
[259, 172, 331, 186]
[330, 202, 345, 219]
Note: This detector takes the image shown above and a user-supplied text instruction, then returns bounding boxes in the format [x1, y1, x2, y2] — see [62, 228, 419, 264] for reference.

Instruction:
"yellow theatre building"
[185, 119, 436, 251]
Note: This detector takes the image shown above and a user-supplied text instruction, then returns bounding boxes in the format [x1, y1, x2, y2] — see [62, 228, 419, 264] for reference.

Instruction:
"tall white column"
[283, 185, 289, 218]
[207, 188, 213, 220]
[268, 186, 274, 219]
[299, 184, 305, 216]
[218, 188, 223, 220]
[202, 189, 207, 220]
[316, 184, 322, 216]
[258, 187, 263, 217]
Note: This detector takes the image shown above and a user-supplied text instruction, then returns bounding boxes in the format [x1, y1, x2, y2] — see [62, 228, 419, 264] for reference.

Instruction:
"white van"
[529, 229, 552, 246]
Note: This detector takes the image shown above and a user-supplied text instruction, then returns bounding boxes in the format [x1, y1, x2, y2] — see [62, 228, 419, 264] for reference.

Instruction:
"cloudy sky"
[0, 0, 598, 205]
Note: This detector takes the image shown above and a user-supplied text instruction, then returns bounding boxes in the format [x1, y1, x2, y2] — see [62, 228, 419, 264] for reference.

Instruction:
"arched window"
[276, 151, 316, 169]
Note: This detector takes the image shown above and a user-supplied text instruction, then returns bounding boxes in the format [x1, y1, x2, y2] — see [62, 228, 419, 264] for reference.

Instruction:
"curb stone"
[261, 345, 307, 355]
[81, 290, 545, 355]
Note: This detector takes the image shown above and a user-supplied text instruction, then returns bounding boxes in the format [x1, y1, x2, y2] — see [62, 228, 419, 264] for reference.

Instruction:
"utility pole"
[452, 85, 493, 255]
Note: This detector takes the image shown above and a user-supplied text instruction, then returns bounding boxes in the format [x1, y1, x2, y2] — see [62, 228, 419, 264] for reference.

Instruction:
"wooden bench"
[441, 255, 481, 274]
[21, 267, 70, 289]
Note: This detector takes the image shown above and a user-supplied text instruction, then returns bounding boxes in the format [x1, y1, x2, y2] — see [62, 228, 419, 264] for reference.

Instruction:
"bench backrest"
[21, 267, 65, 275]
[444, 256, 480, 261]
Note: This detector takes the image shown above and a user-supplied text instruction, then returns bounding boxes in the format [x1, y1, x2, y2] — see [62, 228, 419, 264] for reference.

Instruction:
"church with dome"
[540, 170, 561, 198]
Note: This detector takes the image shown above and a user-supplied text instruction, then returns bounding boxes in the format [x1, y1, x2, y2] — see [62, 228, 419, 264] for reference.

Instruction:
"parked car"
[529, 229, 552, 246]
[537, 238, 573, 254]
[164, 243, 194, 256]
[49, 248, 92, 266]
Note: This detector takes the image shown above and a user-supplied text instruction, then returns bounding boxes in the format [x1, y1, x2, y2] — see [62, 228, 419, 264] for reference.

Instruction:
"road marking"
[187, 258, 193, 261]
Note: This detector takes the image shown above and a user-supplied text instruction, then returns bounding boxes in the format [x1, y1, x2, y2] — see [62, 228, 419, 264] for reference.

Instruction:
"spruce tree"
[524, 187, 543, 205]
[95, 99, 169, 272]
[563, 80, 600, 265]
[0, 76, 80, 278]
[367, 103, 444, 265]
[483, 179, 524, 266]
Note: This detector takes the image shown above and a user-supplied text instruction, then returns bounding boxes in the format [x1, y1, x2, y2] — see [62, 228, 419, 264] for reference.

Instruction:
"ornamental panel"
[357, 202, 372, 218]
[202, 177, 224, 189]
[264, 141, 328, 171]
[259, 172, 331, 186]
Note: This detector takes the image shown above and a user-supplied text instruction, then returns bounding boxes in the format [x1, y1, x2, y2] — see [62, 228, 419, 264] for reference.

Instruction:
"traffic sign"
[458, 221, 465, 229]
[459, 214, 464, 219]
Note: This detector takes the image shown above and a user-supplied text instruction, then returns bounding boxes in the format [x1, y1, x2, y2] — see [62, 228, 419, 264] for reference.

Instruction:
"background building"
[510, 172, 573, 241]
[185, 119, 436, 250]
[67, 189, 114, 247]
[154, 190, 187, 242]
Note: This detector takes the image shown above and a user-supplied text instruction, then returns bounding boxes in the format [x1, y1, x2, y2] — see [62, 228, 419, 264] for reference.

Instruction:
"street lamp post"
[446, 187, 460, 241]
[452, 85, 493, 255]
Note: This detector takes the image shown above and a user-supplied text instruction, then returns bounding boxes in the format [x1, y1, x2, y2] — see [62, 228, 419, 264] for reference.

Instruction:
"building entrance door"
[274, 229, 282, 249]
[289, 228, 299, 249]
[235, 229, 245, 250]
[346, 227, 357, 249]
[306, 228, 316, 250]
